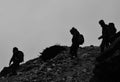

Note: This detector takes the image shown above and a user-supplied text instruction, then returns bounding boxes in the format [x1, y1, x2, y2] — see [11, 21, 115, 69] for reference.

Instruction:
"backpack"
[14, 51, 24, 63]
[78, 34, 84, 45]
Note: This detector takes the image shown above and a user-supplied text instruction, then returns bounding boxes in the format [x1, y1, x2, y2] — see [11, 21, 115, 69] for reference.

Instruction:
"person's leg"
[10, 62, 19, 75]
[0, 67, 10, 77]
[70, 44, 75, 58]
[100, 39, 106, 52]
[70, 44, 78, 58]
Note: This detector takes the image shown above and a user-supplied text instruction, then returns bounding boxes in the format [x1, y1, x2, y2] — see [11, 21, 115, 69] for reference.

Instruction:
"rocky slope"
[0, 46, 100, 82]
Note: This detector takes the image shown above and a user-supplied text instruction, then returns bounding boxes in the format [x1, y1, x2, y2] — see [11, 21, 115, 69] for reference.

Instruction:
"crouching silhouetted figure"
[0, 47, 24, 77]
[70, 27, 84, 58]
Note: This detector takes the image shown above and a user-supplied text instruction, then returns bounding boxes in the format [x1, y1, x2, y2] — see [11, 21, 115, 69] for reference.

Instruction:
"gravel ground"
[0, 46, 100, 82]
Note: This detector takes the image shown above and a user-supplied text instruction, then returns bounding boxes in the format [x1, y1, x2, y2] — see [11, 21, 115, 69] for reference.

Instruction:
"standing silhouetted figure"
[98, 20, 110, 52]
[70, 27, 84, 58]
[9, 47, 24, 75]
[98, 20, 117, 53]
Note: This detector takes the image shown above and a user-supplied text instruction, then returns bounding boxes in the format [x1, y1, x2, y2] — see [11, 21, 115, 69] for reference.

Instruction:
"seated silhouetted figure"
[69, 27, 84, 58]
[0, 47, 24, 77]
[40, 45, 66, 62]
[9, 47, 24, 75]
[98, 20, 110, 52]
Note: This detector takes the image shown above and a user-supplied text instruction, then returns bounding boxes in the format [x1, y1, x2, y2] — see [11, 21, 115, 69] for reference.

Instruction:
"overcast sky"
[0, 0, 120, 70]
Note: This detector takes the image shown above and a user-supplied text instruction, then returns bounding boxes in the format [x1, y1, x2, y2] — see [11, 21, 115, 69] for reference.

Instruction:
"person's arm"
[98, 35, 103, 40]
[9, 58, 12, 66]
[9, 54, 14, 66]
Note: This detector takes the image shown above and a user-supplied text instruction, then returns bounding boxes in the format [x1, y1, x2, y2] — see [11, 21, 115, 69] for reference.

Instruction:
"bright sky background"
[0, 0, 120, 70]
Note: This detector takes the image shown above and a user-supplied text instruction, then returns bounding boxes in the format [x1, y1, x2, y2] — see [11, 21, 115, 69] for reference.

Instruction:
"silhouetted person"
[9, 47, 24, 75]
[70, 27, 84, 58]
[0, 47, 24, 77]
[98, 20, 110, 52]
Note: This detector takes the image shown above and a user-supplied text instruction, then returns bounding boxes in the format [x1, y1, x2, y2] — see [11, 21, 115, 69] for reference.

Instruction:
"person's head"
[99, 20, 105, 25]
[13, 47, 18, 53]
[70, 27, 79, 35]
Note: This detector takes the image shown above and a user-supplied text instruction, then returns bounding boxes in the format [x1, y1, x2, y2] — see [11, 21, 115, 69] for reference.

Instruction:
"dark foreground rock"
[90, 50, 120, 82]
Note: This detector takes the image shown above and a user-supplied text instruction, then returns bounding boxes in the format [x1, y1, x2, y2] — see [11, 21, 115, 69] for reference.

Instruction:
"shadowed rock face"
[91, 37, 120, 82]
[40, 45, 67, 62]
